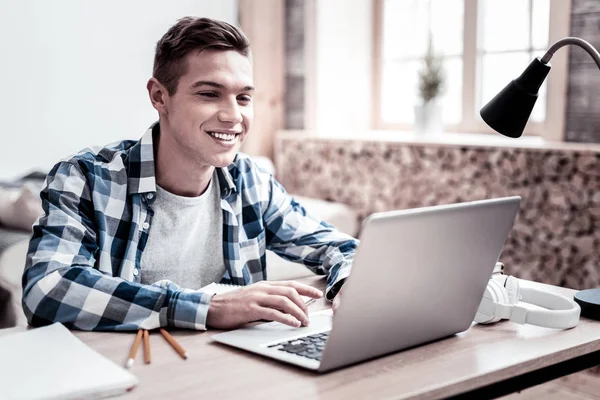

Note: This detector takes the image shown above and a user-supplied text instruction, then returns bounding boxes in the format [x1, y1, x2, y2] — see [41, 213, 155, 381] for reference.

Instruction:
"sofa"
[0, 177, 44, 328]
[0, 236, 29, 328]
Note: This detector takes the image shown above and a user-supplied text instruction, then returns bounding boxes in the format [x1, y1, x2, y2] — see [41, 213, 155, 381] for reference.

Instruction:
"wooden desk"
[9, 277, 600, 399]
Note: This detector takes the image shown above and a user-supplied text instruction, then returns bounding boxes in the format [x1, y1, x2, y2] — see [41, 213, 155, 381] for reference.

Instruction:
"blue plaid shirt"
[22, 123, 357, 331]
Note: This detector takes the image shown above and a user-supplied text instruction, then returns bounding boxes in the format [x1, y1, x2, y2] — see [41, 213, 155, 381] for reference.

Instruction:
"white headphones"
[474, 263, 581, 329]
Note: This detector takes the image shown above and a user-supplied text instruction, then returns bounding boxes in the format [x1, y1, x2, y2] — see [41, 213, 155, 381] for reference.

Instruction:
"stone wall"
[276, 134, 600, 290]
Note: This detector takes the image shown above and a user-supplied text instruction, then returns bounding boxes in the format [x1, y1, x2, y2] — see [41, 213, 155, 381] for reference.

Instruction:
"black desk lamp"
[480, 37, 600, 321]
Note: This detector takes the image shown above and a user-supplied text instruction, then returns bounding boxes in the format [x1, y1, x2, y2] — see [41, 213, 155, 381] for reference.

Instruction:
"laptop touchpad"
[257, 314, 332, 332]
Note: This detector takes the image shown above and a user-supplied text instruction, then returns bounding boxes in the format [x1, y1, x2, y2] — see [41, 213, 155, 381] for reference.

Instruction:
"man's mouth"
[206, 131, 242, 143]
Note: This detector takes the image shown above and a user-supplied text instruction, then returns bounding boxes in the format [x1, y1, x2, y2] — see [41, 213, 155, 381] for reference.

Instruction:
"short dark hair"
[153, 17, 251, 95]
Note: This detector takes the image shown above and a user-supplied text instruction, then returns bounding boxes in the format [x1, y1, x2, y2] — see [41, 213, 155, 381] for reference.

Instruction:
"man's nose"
[217, 99, 243, 124]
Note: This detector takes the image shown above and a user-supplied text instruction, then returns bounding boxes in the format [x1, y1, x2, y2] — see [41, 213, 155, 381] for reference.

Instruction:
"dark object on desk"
[574, 289, 600, 321]
[480, 36, 600, 321]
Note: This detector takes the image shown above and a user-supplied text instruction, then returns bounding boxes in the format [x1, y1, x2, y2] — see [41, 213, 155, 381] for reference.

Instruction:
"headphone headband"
[514, 287, 581, 329]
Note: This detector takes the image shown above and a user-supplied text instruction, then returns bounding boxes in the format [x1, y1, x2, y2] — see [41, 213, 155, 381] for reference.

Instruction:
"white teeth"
[208, 132, 237, 141]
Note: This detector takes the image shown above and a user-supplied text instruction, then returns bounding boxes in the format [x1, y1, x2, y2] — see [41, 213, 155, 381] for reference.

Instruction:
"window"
[374, 0, 571, 139]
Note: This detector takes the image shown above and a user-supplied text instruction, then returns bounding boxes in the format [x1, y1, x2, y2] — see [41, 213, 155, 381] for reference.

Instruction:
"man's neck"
[153, 124, 214, 197]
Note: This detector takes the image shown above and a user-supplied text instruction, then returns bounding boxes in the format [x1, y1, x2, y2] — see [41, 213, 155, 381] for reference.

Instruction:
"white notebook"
[0, 323, 138, 400]
[200, 282, 316, 305]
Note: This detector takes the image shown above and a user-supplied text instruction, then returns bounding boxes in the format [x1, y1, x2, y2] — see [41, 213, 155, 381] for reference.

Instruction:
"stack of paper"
[0, 323, 138, 400]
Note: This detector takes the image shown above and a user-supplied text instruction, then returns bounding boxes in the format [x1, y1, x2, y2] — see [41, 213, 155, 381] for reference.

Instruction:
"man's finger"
[260, 307, 302, 327]
[332, 289, 342, 315]
[265, 285, 309, 317]
[268, 281, 323, 299]
[260, 295, 309, 326]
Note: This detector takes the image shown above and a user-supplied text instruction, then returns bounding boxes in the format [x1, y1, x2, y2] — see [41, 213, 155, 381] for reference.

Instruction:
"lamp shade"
[480, 58, 551, 138]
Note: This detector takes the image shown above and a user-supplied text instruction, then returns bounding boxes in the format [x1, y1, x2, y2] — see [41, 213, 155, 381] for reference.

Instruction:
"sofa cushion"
[291, 195, 359, 237]
[266, 195, 359, 281]
[0, 186, 42, 232]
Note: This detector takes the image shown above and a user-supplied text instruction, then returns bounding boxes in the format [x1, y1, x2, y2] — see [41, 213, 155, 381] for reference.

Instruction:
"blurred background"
[0, 0, 598, 178]
[2, 2, 600, 389]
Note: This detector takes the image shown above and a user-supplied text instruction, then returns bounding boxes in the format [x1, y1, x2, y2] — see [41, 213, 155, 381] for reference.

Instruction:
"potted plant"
[414, 36, 445, 135]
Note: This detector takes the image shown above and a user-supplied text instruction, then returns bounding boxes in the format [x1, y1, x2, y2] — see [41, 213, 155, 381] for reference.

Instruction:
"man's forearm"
[22, 265, 212, 331]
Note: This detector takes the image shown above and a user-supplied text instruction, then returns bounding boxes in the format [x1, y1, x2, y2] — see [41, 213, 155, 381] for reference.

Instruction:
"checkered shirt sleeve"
[22, 161, 213, 331]
[265, 178, 358, 300]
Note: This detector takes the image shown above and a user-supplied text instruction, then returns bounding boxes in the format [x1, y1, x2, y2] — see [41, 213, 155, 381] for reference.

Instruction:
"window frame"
[372, 0, 572, 141]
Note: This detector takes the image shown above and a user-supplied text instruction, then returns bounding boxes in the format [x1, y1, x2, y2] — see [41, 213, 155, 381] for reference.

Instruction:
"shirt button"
[133, 269, 139, 276]
[142, 222, 150, 230]
[146, 193, 154, 200]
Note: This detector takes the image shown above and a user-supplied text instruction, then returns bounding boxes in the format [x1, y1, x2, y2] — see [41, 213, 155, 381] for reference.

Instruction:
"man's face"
[163, 49, 254, 168]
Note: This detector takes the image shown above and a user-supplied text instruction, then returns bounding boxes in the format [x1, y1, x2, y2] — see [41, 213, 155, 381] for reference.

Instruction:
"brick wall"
[565, 0, 600, 143]
[284, 0, 305, 129]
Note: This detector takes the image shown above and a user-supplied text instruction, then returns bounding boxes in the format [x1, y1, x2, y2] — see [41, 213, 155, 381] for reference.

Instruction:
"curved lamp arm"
[540, 37, 600, 321]
[541, 36, 600, 68]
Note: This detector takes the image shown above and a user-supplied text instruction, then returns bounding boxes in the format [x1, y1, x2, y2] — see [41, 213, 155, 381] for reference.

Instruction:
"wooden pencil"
[125, 329, 144, 369]
[159, 328, 188, 360]
[305, 298, 317, 306]
[143, 329, 151, 364]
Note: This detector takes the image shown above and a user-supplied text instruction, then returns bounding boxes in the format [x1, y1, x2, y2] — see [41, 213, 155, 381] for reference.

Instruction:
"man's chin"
[212, 153, 238, 168]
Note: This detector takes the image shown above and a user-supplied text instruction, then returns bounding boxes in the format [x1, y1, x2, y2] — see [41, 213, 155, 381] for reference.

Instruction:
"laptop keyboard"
[267, 332, 329, 361]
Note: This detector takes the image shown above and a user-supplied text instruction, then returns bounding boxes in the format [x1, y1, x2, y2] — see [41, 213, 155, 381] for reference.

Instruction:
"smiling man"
[21, 17, 357, 331]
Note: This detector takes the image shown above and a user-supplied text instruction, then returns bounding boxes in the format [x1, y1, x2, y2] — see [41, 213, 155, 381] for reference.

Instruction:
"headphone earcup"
[504, 276, 520, 305]
[491, 275, 520, 305]
[474, 279, 510, 324]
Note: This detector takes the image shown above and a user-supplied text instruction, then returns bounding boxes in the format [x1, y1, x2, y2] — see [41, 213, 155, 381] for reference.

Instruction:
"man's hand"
[332, 286, 343, 315]
[206, 281, 323, 330]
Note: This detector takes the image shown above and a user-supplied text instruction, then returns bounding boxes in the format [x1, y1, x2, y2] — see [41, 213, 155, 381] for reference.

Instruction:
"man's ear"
[147, 78, 169, 116]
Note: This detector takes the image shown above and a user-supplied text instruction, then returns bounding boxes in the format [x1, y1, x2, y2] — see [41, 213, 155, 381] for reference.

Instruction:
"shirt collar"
[126, 122, 237, 198]
[216, 165, 237, 199]
[125, 123, 157, 195]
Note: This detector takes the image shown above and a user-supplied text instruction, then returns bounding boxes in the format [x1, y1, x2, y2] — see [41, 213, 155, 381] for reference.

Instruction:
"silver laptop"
[212, 196, 521, 372]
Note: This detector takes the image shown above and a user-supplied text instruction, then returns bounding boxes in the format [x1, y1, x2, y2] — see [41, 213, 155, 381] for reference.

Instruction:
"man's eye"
[238, 95, 252, 103]
[199, 92, 218, 98]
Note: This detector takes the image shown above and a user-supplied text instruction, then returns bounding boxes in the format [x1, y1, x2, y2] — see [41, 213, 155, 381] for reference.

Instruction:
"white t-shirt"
[140, 172, 225, 289]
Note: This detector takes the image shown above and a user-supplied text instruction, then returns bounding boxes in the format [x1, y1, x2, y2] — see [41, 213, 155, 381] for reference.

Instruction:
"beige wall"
[239, 0, 285, 160]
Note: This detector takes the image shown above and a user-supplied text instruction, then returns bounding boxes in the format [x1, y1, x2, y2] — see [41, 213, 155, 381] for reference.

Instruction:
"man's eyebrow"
[191, 81, 255, 91]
